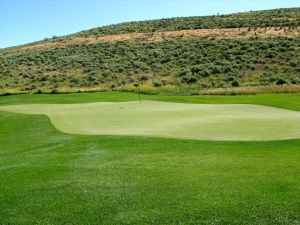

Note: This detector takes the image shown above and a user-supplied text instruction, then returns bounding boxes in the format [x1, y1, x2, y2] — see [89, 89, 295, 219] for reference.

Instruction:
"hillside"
[1, 7, 300, 95]
[76, 7, 300, 36]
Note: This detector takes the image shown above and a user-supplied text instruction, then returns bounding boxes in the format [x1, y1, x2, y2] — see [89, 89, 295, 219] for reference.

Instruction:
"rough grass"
[1, 101, 300, 141]
[201, 85, 300, 95]
[0, 92, 299, 224]
[1, 84, 300, 98]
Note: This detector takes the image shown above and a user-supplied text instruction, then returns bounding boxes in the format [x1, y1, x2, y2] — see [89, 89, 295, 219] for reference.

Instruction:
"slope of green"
[0, 92, 299, 224]
[2, 101, 300, 141]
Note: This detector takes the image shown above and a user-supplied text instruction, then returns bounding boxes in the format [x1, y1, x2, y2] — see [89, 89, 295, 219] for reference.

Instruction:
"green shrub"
[231, 80, 240, 87]
[140, 75, 149, 81]
[181, 76, 198, 84]
[153, 82, 162, 87]
[276, 78, 287, 85]
[292, 77, 300, 84]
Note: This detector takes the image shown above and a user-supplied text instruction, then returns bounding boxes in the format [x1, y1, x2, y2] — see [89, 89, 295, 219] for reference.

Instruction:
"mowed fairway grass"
[0, 92, 300, 224]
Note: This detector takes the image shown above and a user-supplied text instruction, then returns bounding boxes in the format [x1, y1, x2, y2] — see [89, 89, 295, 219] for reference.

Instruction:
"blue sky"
[0, 0, 299, 48]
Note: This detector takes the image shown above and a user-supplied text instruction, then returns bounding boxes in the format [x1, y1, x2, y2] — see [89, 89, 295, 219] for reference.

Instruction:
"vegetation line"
[1, 84, 300, 97]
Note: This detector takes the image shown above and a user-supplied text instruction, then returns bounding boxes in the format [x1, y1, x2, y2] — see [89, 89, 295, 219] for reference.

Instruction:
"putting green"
[1, 100, 300, 141]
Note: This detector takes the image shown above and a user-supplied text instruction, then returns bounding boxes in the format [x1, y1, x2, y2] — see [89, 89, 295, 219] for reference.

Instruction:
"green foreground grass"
[0, 92, 300, 224]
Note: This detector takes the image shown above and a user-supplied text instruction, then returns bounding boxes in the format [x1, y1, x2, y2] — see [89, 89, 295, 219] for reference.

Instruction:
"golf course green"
[1, 100, 300, 141]
[0, 92, 299, 224]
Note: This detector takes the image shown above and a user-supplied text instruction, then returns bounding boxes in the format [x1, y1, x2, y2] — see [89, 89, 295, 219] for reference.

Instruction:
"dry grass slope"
[6, 26, 300, 53]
